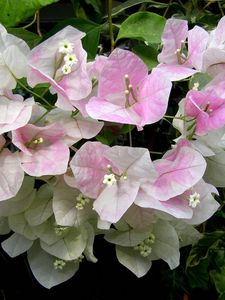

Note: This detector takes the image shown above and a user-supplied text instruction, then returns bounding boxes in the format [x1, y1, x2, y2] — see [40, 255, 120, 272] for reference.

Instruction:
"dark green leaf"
[186, 231, 225, 267]
[210, 269, 225, 295]
[189, 73, 212, 90]
[116, 12, 166, 44]
[7, 28, 41, 48]
[132, 44, 158, 70]
[218, 293, 225, 300]
[119, 124, 135, 134]
[84, 0, 102, 14]
[0, 0, 60, 27]
[186, 259, 209, 289]
[111, 0, 168, 16]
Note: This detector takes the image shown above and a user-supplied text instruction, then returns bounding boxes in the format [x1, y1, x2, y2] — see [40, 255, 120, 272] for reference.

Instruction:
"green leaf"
[119, 124, 135, 134]
[186, 231, 225, 267]
[0, 0, 60, 27]
[25, 184, 53, 226]
[132, 44, 158, 70]
[189, 72, 212, 90]
[111, 0, 168, 16]
[44, 18, 101, 60]
[210, 269, 225, 295]
[116, 245, 152, 277]
[186, 259, 210, 289]
[27, 242, 79, 289]
[218, 294, 225, 300]
[1, 233, 33, 257]
[7, 28, 41, 48]
[84, 0, 102, 13]
[116, 12, 166, 44]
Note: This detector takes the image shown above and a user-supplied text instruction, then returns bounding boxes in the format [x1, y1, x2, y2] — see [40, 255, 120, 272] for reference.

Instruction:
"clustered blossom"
[1, 16, 225, 289]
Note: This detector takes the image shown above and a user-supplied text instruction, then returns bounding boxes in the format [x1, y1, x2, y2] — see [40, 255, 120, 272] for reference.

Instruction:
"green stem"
[218, 0, 224, 16]
[149, 151, 163, 155]
[16, 79, 54, 110]
[128, 125, 133, 147]
[163, 0, 173, 17]
[33, 110, 50, 125]
[108, 0, 115, 52]
[22, 13, 37, 29]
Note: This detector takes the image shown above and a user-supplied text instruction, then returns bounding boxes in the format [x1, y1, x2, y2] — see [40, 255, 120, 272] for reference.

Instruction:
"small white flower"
[192, 82, 199, 90]
[75, 193, 90, 210]
[54, 259, 66, 270]
[58, 40, 73, 54]
[103, 173, 117, 186]
[188, 192, 200, 208]
[64, 53, 78, 65]
[62, 64, 72, 75]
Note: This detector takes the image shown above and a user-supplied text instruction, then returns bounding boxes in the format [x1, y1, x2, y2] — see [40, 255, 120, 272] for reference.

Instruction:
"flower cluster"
[1, 17, 225, 289]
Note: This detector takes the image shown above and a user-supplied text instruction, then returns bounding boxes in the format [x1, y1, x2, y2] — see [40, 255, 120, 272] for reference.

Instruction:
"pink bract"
[185, 90, 225, 135]
[0, 91, 34, 134]
[11, 123, 69, 176]
[93, 146, 157, 223]
[157, 18, 208, 80]
[67, 141, 111, 198]
[86, 48, 172, 129]
[27, 26, 92, 110]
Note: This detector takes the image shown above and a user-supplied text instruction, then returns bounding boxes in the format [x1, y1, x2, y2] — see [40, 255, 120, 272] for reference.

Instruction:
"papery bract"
[67, 141, 111, 198]
[12, 123, 69, 176]
[0, 24, 30, 89]
[135, 141, 207, 218]
[185, 90, 225, 135]
[93, 146, 157, 223]
[27, 26, 92, 110]
[46, 108, 104, 146]
[86, 48, 172, 130]
[0, 149, 24, 201]
[0, 90, 34, 134]
[157, 18, 208, 80]
[202, 16, 225, 76]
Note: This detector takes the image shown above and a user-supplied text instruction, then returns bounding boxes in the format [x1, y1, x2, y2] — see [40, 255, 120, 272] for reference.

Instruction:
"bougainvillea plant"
[0, 1, 225, 297]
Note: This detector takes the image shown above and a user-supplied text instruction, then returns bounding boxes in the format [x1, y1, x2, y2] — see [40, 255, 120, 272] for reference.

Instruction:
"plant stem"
[163, 0, 173, 17]
[108, 0, 115, 52]
[36, 10, 42, 37]
[149, 151, 163, 155]
[218, 0, 224, 16]
[33, 110, 50, 125]
[22, 13, 37, 29]
[16, 79, 54, 110]
[128, 125, 133, 147]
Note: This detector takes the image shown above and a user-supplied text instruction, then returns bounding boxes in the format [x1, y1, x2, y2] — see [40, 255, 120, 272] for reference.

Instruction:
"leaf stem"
[108, 0, 115, 52]
[16, 79, 54, 110]
[163, 0, 173, 17]
[33, 110, 50, 125]
[128, 125, 133, 147]
[22, 13, 37, 29]
[36, 10, 42, 37]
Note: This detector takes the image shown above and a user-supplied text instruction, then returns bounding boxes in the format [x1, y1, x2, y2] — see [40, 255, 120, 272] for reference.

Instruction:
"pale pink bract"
[12, 123, 69, 176]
